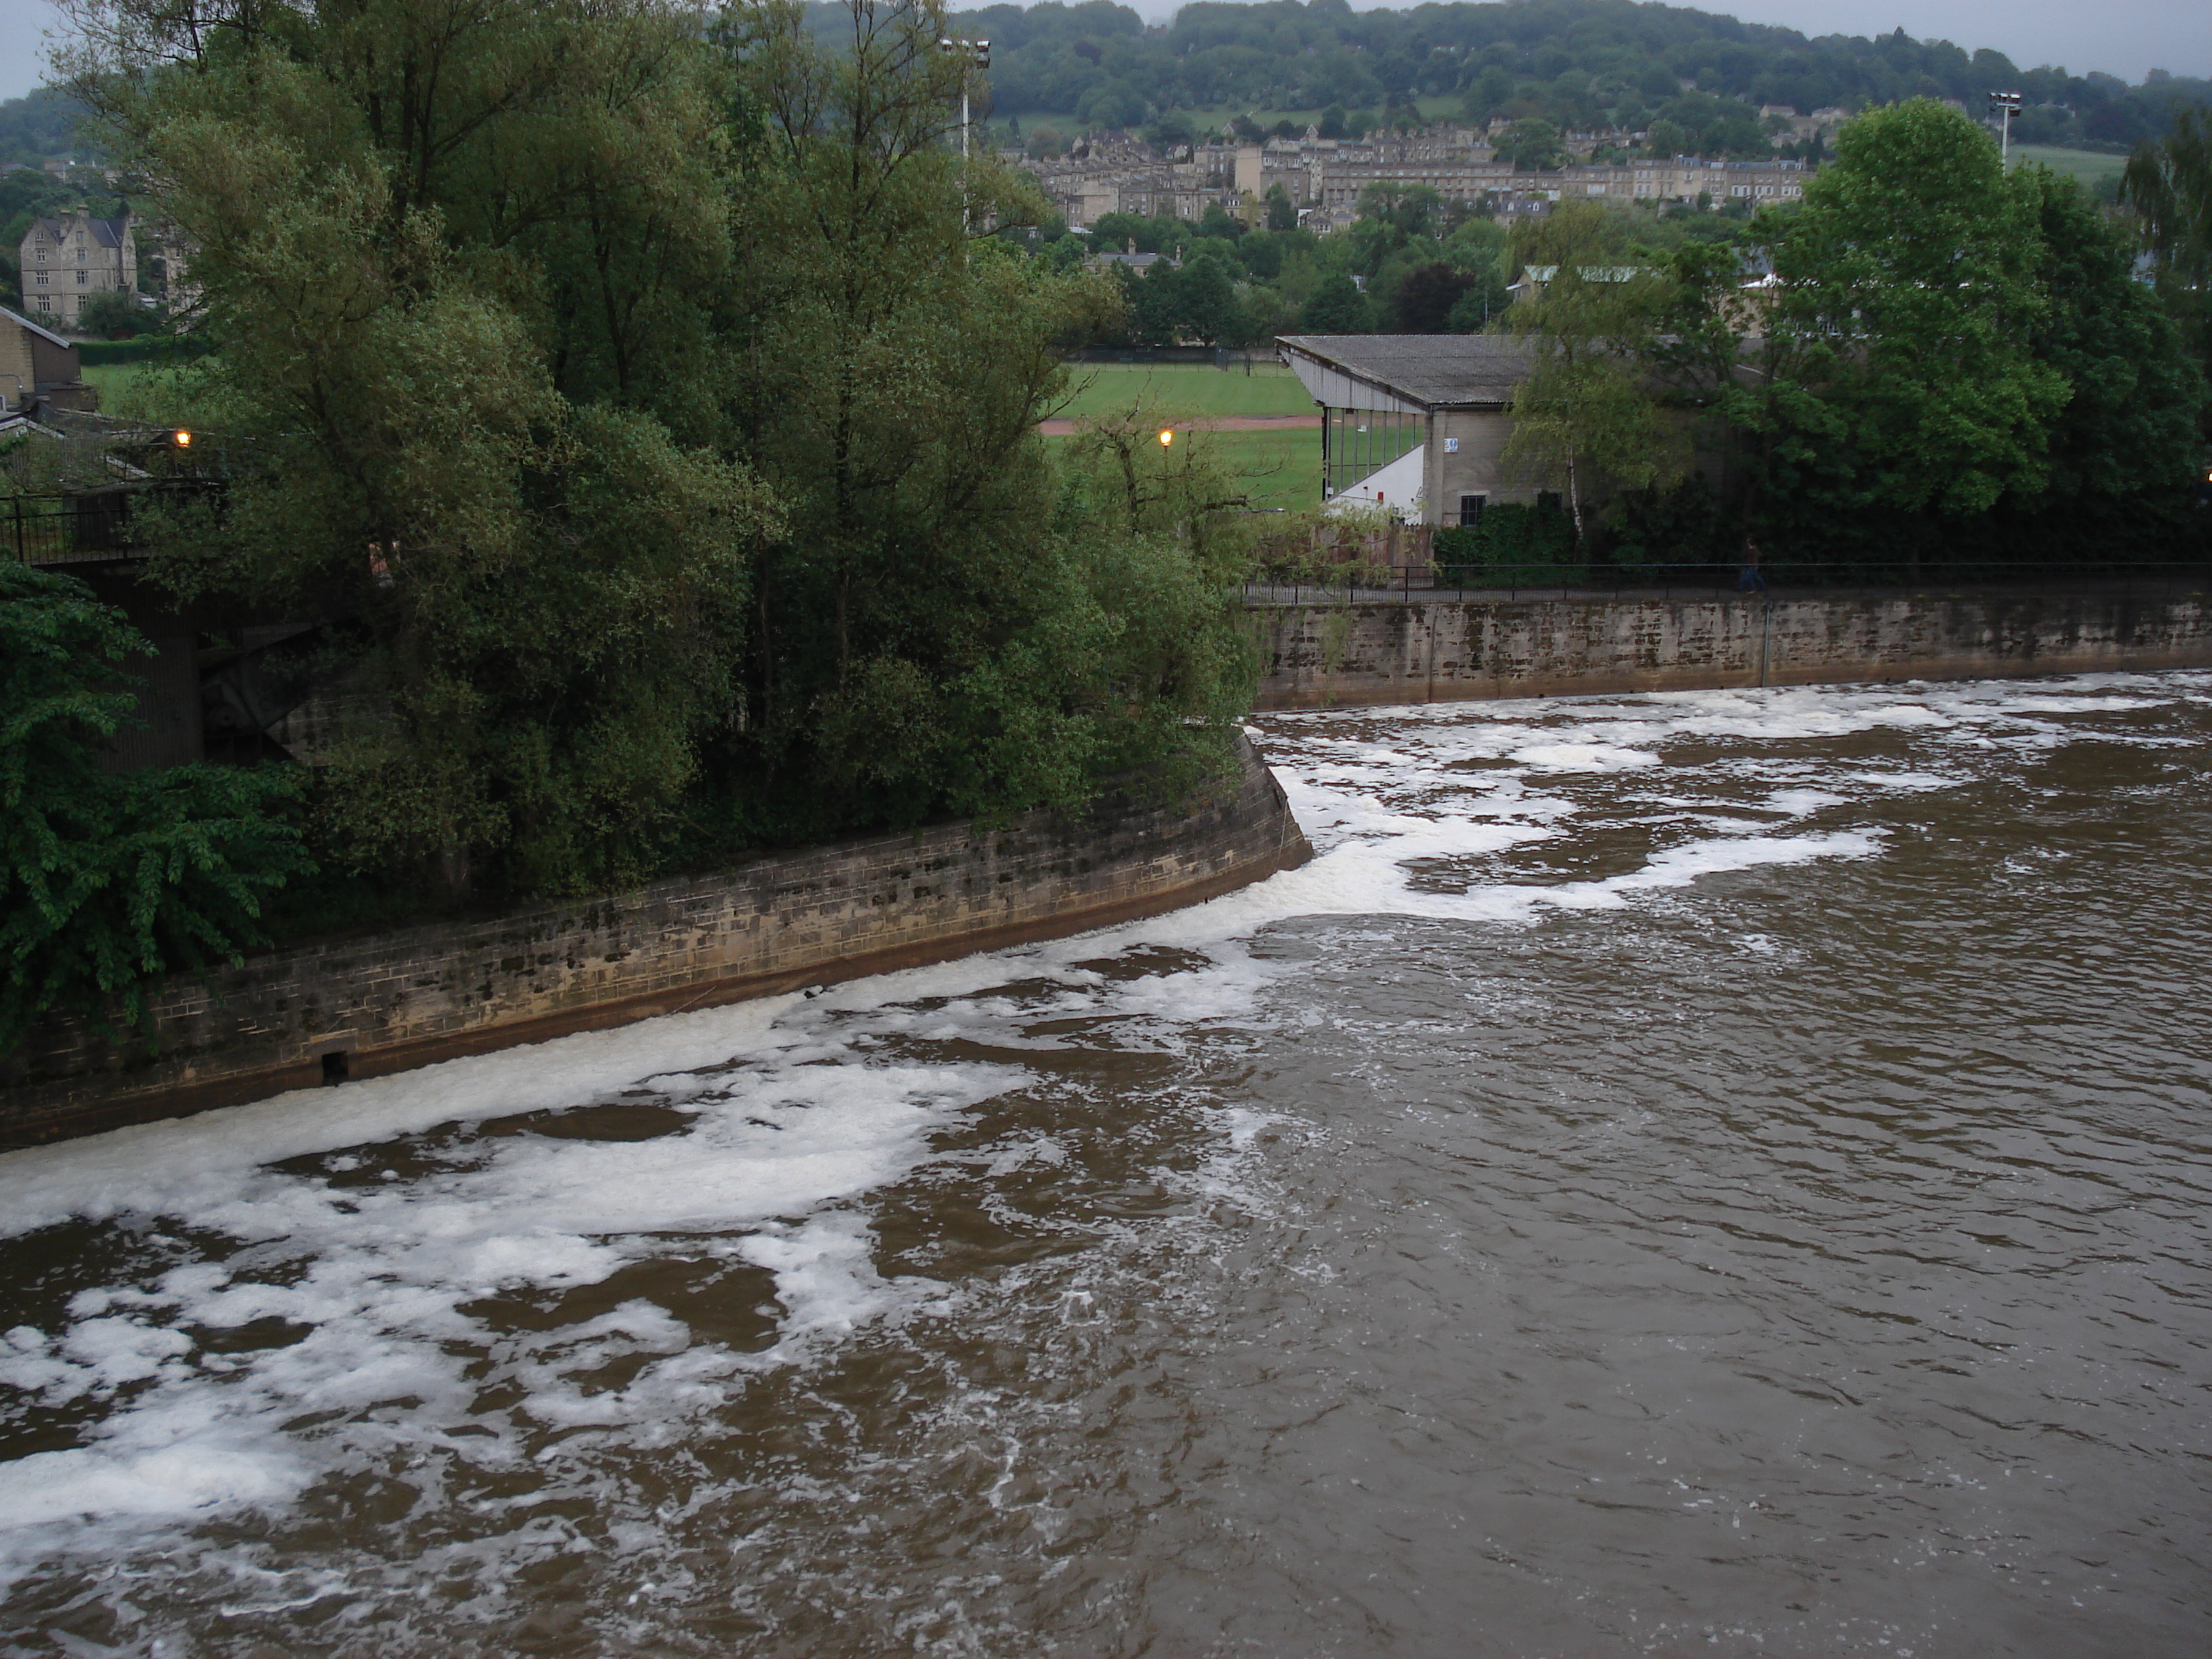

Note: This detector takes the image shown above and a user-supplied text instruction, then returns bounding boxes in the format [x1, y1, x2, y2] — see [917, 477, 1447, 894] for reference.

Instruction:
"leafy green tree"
[2, 565, 312, 1051]
[1500, 203, 1682, 542]
[1389, 262, 1474, 332]
[1347, 181, 1444, 281]
[71, 288, 148, 339]
[1762, 99, 2067, 525]
[1999, 166, 2207, 550]
[1122, 258, 1185, 345]
[1264, 183, 1298, 232]
[2121, 106, 2212, 434]
[1297, 272, 1375, 334]
[1178, 251, 1243, 345]
[68, 0, 776, 902]
[1493, 118, 1564, 170]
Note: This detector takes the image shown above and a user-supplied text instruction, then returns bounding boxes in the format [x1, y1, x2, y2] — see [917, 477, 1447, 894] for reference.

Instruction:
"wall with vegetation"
[0, 738, 1310, 1146]
[1251, 588, 2212, 709]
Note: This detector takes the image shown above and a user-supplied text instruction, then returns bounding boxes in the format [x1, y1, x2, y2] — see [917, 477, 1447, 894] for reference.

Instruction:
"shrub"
[1434, 496, 1577, 585]
[1, 565, 313, 1052]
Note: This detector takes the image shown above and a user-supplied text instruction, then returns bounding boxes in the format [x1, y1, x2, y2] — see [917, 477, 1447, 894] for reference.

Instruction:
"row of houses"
[1018, 123, 1816, 233]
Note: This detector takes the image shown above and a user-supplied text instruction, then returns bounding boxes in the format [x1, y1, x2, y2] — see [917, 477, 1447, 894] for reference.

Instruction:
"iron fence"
[3, 491, 187, 566]
[1243, 560, 2212, 608]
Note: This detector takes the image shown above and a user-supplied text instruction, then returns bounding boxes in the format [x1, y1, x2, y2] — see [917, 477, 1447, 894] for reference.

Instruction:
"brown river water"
[3, 672, 2210, 1657]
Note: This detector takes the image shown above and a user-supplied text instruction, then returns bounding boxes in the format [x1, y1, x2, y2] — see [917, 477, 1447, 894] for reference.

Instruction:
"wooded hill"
[899, 0, 2210, 150]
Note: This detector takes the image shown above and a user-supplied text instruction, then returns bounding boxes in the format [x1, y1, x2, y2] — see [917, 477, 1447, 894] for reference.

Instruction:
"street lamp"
[1988, 91, 2022, 166]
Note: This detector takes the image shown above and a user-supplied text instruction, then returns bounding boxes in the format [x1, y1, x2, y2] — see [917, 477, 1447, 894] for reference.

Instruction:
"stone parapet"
[1, 737, 1309, 1147]
[1251, 588, 2212, 709]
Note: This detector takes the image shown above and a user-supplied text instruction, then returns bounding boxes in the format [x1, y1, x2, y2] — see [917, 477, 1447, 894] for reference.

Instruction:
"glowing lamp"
[172, 430, 192, 449]
[1158, 428, 1174, 447]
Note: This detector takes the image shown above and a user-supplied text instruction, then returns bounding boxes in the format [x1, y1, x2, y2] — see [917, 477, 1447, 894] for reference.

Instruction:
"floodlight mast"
[939, 37, 991, 232]
[1988, 91, 2023, 166]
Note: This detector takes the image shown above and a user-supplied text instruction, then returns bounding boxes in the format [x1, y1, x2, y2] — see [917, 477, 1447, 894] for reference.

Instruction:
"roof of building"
[1276, 334, 1534, 411]
[0, 303, 75, 351]
[26, 213, 132, 248]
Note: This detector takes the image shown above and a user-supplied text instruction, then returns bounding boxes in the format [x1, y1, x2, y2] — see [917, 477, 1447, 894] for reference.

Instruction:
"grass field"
[2010, 145, 2129, 188]
[1197, 427, 1322, 511]
[1047, 362, 1313, 423]
[1039, 365, 1320, 511]
[1038, 424, 1320, 512]
[79, 362, 149, 406]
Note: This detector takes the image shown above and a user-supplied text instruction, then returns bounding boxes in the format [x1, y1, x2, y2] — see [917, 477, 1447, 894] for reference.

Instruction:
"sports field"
[2010, 145, 2129, 189]
[1045, 362, 1314, 423]
[1039, 364, 1320, 511]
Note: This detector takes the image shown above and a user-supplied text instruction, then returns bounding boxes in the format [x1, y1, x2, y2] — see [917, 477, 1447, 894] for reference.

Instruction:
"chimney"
[1126, 236, 1136, 255]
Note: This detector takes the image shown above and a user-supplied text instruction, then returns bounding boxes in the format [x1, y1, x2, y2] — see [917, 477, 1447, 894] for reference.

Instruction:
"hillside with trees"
[908, 0, 2210, 151]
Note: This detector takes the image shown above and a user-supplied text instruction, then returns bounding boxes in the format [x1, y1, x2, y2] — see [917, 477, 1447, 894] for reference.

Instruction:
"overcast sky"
[4, 0, 2207, 104]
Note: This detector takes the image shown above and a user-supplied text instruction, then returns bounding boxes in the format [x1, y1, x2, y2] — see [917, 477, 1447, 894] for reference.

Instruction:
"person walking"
[1736, 535, 1767, 594]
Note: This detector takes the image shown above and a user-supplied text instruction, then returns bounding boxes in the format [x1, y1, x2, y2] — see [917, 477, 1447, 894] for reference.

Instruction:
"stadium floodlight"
[1988, 91, 2023, 165]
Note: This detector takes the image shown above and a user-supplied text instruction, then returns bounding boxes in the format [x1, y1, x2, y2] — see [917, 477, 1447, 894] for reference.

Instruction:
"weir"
[1250, 584, 2212, 709]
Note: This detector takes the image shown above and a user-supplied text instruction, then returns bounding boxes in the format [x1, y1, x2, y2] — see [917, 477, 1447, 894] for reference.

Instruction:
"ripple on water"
[2, 670, 2210, 1656]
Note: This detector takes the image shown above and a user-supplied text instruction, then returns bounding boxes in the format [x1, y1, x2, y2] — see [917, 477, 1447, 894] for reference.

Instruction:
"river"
[3, 671, 2210, 1657]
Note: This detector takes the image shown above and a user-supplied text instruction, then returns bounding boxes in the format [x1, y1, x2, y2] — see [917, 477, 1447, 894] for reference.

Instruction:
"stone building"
[0, 303, 92, 416]
[16, 210, 138, 331]
[1278, 333, 1537, 523]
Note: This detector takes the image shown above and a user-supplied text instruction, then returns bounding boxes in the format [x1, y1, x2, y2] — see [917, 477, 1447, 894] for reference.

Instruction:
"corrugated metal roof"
[1276, 334, 1533, 410]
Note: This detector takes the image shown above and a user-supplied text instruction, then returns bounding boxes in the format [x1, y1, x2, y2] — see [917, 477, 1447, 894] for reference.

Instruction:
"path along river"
[2, 672, 2210, 1657]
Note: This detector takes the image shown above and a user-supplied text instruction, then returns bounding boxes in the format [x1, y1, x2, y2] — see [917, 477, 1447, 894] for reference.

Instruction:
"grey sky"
[2, 0, 62, 104]
[5, 0, 2207, 104]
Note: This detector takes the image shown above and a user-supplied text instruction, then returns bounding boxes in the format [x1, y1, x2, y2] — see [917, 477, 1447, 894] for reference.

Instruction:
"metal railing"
[1242, 560, 2212, 607]
[2, 491, 179, 566]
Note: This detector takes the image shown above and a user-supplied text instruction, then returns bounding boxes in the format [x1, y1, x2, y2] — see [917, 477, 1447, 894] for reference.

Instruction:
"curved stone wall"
[1, 737, 1310, 1147]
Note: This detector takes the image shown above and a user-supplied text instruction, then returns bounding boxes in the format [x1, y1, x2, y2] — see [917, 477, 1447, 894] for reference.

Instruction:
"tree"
[1298, 273, 1375, 334]
[1389, 262, 1475, 332]
[1123, 258, 1186, 344]
[1264, 182, 1298, 232]
[1494, 118, 1564, 171]
[1763, 99, 2067, 524]
[71, 288, 150, 338]
[1178, 252, 1243, 345]
[1500, 203, 1682, 542]
[64, 0, 776, 903]
[57, 0, 1251, 906]
[2, 565, 312, 1051]
[1999, 166, 2207, 550]
[2121, 106, 2212, 434]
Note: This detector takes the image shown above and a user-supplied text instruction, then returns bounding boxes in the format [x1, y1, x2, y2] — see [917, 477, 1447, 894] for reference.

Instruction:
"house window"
[1458, 493, 1487, 528]
[34, 274, 46, 285]
[77, 270, 88, 284]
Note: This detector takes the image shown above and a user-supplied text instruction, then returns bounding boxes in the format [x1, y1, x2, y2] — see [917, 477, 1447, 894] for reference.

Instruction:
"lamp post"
[1988, 91, 2022, 166]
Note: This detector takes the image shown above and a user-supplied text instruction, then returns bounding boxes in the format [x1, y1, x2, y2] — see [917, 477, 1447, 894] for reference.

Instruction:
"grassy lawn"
[79, 361, 208, 424]
[1042, 423, 1320, 513]
[79, 362, 149, 408]
[2010, 145, 2129, 188]
[1046, 362, 1313, 422]
[1201, 427, 1321, 511]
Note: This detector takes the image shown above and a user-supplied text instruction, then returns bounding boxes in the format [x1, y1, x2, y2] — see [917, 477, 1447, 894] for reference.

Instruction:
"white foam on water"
[0, 667, 2203, 1604]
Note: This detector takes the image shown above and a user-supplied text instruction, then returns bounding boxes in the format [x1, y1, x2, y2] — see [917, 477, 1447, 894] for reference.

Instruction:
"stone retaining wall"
[1251, 586, 2212, 709]
[1, 738, 1309, 1147]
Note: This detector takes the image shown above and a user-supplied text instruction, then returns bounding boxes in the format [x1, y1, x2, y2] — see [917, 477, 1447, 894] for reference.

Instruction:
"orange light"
[173, 430, 192, 448]
[1158, 428, 1174, 447]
